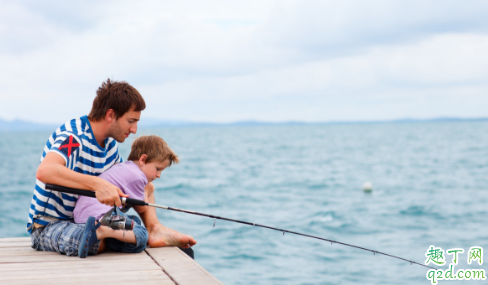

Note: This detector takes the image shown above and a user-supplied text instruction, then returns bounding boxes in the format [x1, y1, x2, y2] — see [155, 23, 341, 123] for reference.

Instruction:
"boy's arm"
[36, 152, 128, 207]
[134, 205, 147, 213]
[133, 182, 151, 214]
[137, 182, 166, 231]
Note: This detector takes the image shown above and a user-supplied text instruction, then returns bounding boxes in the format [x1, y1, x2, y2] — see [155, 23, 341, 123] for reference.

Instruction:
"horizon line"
[1, 116, 487, 131]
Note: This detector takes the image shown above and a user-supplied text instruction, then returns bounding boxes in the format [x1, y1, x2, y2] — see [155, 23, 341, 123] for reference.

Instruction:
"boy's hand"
[94, 178, 129, 207]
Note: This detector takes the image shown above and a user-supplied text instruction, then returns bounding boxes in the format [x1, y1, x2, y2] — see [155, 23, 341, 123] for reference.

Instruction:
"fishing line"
[45, 183, 436, 270]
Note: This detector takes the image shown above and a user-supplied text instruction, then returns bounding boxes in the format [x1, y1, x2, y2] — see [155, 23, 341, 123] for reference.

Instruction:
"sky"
[1, 0, 487, 124]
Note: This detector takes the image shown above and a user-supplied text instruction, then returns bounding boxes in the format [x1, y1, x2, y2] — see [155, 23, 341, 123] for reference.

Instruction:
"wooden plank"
[0, 260, 159, 272]
[0, 251, 150, 264]
[0, 248, 146, 258]
[0, 246, 40, 252]
[0, 250, 140, 258]
[0, 269, 169, 281]
[145, 247, 224, 285]
[0, 238, 223, 285]
[0, 249, 154, 257]
[7, 279, 175, 285]
[0, 261, 161, 275]
[0, 249, 58, 256]
[116, 281, 175, 285]
[0, 255, 151, 262]
[4, 272, 175, 285]
[0, 242, 32, 248]
[0, 237, 31, 243]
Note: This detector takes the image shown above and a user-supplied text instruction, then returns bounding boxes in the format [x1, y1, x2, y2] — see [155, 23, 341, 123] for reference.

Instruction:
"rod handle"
[121, 197, 148, 206]
[45, 184, 148, 206]
[45, 184, 96, 198]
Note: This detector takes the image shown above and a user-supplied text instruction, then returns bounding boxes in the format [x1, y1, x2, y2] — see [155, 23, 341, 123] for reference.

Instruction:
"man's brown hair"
[128, 135, 179, 166]
[88, 79, 146, 121]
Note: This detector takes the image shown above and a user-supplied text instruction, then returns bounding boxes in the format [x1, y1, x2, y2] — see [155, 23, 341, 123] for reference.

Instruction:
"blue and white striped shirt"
[27, 116, 123, 233]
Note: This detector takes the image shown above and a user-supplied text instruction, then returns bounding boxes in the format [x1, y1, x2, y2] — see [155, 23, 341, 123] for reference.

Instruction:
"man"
[28, 79, 197, 256]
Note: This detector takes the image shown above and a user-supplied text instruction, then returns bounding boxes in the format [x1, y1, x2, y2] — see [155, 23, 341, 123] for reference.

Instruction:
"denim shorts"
[31, 215, 148, 256]
[31, 219, 100, 256]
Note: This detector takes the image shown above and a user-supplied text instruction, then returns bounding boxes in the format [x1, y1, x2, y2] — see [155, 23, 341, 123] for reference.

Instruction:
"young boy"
[73, 135, 179, 258]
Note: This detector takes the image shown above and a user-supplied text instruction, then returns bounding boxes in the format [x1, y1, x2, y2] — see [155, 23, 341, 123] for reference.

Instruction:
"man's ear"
[139, 154, 148, 165]
[105, 109, 116, 123]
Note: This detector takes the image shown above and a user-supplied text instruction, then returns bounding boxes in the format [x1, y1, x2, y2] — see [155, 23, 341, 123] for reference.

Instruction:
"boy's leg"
[102, 215, 148, 253]
[31, 220, 100, 256]
[141, 183, 197, 249]
[97, 226, 137, 244]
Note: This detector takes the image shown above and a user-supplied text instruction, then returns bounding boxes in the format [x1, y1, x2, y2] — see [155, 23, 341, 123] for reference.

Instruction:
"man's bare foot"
[147, 224, 197, 248]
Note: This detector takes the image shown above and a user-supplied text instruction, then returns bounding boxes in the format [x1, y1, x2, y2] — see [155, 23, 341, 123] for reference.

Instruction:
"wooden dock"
[0, 237, 224, 285]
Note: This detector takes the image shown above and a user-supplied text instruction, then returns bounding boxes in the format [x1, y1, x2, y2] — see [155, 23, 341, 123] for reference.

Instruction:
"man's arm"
[36, 152, 128, 207]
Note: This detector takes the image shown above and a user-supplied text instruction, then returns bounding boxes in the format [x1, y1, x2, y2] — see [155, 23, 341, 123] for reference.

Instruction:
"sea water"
[1, 122, 487, 284]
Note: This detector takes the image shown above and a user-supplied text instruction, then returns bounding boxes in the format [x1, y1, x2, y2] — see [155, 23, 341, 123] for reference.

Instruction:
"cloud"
[259, 0, 488, 56]
[0, 0, 487, 123]
[139, 33, 488, 121]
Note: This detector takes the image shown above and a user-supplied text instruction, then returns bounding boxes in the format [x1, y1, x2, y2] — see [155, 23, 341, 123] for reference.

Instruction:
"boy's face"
[140, 159, 170, 182]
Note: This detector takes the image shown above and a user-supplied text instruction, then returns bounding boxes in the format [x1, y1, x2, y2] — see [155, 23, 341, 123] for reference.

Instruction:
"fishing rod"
[45, 183, 436, 270]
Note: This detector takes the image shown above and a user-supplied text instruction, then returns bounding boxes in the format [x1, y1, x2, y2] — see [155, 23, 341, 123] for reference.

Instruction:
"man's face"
[108, 109, 141, 143]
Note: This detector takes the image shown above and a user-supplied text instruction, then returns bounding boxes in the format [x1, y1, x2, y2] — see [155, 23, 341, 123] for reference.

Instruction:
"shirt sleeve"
[120, 179, 146, 200]
[47, 132, 83, 170]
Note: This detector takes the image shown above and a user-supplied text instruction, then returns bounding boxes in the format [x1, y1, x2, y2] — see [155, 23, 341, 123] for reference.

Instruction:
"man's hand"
[93, 178, 129, 207]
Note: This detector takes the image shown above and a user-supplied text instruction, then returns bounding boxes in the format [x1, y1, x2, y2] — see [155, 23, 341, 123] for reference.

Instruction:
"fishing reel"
[99, 206, 134, 235]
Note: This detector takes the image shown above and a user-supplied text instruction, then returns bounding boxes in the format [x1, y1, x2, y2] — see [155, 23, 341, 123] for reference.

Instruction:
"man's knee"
[31, 220, 84, 256]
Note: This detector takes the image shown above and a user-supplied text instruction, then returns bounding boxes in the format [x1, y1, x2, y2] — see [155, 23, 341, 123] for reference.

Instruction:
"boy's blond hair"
[127, 135, 179, 166]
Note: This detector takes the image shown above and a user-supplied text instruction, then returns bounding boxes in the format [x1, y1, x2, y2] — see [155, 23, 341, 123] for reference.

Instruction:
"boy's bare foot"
[147, 224, 197, 248]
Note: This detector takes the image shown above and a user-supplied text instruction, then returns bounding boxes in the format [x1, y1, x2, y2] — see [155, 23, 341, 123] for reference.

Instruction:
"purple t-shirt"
[74, 161, 148, 223]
